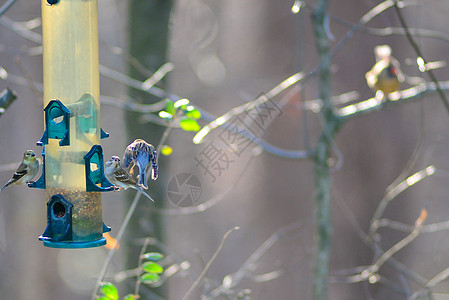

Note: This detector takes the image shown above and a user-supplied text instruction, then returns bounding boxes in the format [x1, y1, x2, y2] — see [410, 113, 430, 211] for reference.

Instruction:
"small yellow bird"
[365, 45, 404, 95]
[1, 150, 39, 191]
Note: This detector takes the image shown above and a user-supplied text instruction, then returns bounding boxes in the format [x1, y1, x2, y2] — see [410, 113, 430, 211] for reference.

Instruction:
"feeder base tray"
[40, 237, 106, 249]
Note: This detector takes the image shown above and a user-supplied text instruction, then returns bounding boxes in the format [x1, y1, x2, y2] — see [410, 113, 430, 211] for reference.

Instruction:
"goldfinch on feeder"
[123, 139, 158, 189]
[365, 45, 404, 95]
[105, 156, 154, 202]
[1, 150, 39, 191]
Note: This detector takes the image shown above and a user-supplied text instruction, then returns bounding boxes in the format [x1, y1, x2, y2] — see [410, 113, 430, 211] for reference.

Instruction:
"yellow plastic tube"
[41, 0, 104, 247]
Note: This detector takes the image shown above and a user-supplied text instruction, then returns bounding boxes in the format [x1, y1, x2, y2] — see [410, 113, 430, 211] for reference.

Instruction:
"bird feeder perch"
[33, 0, 113, 248]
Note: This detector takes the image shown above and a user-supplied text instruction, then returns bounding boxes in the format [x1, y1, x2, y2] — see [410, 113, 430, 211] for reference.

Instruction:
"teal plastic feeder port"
[38, 99, 71, 146]
[84, 145, 115, 192]
[40, 194, 74, 245]
[39, 194, 110, 248]
[28, 147, 46, 189]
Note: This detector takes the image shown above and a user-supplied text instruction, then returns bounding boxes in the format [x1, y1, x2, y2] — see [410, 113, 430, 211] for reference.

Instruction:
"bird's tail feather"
[137, 152, 150, 189]
[138, 169, 148, 189]
[132, 186, 154, 202]
[1, 181, 11, 191]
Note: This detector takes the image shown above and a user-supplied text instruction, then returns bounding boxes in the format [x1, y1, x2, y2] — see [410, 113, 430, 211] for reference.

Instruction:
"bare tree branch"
[369, 166, 435, 236]
[182, 227, 240, 300]
[338, 82, 449, 120]
[393, 0, 449, 115]
[192, 72, 308, 144]
[205, 222, 302, 299]
[0, 0, 16, 17]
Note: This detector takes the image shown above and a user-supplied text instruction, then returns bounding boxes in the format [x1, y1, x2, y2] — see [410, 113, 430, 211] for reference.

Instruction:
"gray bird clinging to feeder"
[123, 139, 158, 190]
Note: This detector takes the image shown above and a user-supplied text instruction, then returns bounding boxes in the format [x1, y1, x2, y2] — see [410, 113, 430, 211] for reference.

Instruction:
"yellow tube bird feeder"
[32, 0, 114, 248]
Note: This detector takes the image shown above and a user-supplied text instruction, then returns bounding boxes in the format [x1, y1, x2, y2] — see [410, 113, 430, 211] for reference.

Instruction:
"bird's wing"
[115, 168, 137, 186]
[123, 146, 136, 169]
[11, 162, 28, 181]
[390, 57, 404, 82]
[366, 59, 389, 88]
[150, 146, 158, 180]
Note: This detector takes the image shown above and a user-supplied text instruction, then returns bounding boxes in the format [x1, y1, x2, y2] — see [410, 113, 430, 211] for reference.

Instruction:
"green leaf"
[97, 297, 110, 300]
[142, 252, 165, 261]
[165, 100, 176, 115]
[100, 282, 118, 300]
[185, 106, 201, 119]
[140, 272, 161, 284]
[142, 262, 164, 274]
[159, 111, 173, 119]
[174, 98, 189, 108]
[180, 117, 200, 132]
[123, 294, 137, 300]
[160, 145, 173, 156]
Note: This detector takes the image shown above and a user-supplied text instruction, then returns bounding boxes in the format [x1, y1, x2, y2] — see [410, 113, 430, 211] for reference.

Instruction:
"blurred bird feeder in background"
[30, 0, 114, 248]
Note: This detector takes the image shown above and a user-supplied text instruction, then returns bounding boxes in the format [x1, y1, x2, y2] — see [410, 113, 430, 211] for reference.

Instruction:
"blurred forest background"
[1, 0, 449, 299]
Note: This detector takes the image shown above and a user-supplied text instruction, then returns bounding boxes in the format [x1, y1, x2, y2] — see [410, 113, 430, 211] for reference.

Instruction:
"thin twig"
[182, 227, 240, 300]
[369, 166, 435, 235]
[99, 40, 153, 78]
[366, 212, 425, 275]
[0, 67, 43, 92]
[426, 267, 449, 289]
[134, 237, 151, 297]
[363, 26, 449, 44]
[205, 222, 301, 298]
[99, 64, 173, 100]
[0, 16, 42, 43]
[100, 95, 167, 113]
[375, 218, 449, 233]
[330, 11, 449, 44]
[393, 0, 449, 115]
[332, 210, 426, 287]
[0, 0, 16, 17]
[141, 62, 174, 91]
[385, 102, 425, 194]
[333, 191, 428, 287]
[329, 0, 409, 58]
[14, 56, 41, 100]
[112, 236, 194, 285]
